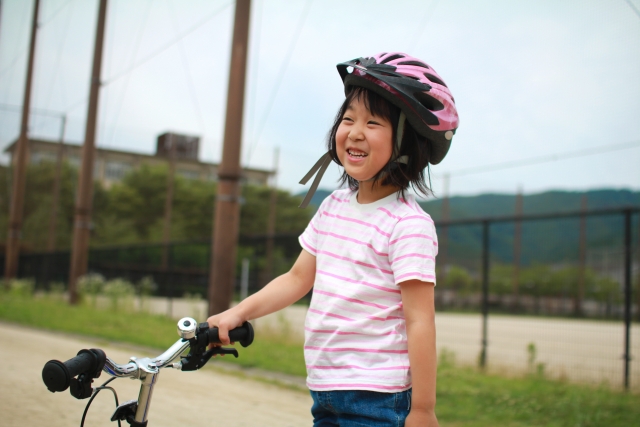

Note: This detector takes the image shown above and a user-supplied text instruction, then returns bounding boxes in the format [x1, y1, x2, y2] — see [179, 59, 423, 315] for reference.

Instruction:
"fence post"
[480, 220, 490, 369]
[623, 209, 632, 390]
[240, 258, 249, 300]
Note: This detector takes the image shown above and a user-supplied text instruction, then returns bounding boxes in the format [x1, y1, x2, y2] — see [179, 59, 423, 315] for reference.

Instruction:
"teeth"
[348, 149, 367, 158]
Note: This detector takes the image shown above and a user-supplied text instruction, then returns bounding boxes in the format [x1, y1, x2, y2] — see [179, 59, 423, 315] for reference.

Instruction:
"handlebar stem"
[102, 337, 191, 425]
[134, 365, 158, 424]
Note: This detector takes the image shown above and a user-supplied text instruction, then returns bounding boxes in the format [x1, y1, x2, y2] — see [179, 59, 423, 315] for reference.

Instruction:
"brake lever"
[210, 347, 239, 358]
[179, 346, 238, 371]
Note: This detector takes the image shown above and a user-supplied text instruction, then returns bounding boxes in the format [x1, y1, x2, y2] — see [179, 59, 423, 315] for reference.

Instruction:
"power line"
[245, 0, 263, 160]
[623, 0, 640, 20]
[38, 0, 75, 133]
[245, 0, 313, 165]
[168, 0, 207, 135]
[408, 0, 440, 52]
[0, 102, 63, 118]
[106, 0, 153, 147]
[102, 0, 233, 86]
[436, 139, 640, 179]
[0, 0, 71, 80]
[0, 2, 30, 78]
[39, 0, 74, 27]
[62, 96, 87, 114]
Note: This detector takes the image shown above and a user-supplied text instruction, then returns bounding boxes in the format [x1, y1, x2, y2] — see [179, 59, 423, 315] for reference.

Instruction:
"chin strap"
[297, 112, 408, 208]
[394, 112, 408, 165]
[298, 151, 332, 208]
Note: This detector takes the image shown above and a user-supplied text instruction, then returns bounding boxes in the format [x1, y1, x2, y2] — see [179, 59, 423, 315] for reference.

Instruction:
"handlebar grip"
[206, 321, 254, 347]
[42, 349, 105, 392]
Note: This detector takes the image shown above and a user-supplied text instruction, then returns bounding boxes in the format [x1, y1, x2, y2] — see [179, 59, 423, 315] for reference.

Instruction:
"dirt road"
[0, 323, 312, 427]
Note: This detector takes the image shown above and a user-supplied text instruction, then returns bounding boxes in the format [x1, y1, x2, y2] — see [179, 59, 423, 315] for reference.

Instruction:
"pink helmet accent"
[337, 52, 459, 165]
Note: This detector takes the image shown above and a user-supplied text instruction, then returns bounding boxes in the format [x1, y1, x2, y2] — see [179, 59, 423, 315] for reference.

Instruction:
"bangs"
[345, 86, 397, 123]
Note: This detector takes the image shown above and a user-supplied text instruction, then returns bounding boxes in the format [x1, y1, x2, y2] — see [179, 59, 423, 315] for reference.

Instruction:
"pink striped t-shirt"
[299, 188, 438, 392]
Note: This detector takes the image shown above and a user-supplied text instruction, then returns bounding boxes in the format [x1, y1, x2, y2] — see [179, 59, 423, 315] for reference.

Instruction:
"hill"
[297, 188, 640, 267]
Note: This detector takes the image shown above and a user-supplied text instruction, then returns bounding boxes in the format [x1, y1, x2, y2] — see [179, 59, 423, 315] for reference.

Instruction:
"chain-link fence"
[435, 207, 639, 390]
[2, 206, 638, 389]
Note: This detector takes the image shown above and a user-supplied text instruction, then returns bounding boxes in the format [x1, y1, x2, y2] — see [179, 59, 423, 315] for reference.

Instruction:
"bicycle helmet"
[338, 52, 459, 164]
[298, 52, 459, 208]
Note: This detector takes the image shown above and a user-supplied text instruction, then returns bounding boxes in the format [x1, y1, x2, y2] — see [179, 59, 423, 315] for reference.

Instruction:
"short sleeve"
[298, 199, 329, 257]
[388, 214, 438, 285]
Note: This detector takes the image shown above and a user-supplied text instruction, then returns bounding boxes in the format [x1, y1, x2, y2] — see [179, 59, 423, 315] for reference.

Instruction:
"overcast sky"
[1, 0, 639, 198]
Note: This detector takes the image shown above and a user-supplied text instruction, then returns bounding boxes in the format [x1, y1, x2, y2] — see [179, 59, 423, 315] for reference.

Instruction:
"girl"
[208, 52, 459, 427]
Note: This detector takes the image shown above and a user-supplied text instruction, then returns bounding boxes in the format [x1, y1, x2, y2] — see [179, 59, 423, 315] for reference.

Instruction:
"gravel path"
[0, 323, 312, 427]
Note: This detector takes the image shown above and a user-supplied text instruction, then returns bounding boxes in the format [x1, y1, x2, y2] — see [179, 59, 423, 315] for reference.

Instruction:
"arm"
[207, 249, 316, 344]
[400, 279, 439, 427]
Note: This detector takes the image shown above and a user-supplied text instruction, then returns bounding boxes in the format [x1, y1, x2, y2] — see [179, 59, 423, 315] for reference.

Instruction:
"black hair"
[326, 86, 434, 200]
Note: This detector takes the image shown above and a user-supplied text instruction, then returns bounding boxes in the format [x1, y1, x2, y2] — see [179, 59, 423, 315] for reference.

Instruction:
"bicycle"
[41, 317, 254, 427]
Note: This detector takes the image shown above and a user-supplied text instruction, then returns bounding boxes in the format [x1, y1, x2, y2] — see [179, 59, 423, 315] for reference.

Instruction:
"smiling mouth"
[347, 149, 368, 158]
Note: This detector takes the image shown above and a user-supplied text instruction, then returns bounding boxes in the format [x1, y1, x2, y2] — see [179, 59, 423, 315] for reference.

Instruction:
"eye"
[342, 116, 354, 123]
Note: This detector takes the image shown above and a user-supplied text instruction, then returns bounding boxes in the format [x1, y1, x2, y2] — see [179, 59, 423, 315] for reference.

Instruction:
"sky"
[1, 0, 639, 199]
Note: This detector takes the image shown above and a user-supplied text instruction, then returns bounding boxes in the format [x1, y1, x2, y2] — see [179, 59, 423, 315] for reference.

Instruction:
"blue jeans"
[310, 389, 411, 427]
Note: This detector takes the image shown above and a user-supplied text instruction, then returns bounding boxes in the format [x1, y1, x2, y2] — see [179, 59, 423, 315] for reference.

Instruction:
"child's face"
[336, 97, 393, 183]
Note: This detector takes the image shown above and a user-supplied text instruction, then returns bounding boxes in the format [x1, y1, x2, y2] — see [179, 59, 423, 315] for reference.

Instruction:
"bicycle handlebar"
[42, 349, 106, 393]
[206, 322, 254, 347]
[41, 317, 254, 426]
[42, 318, 254, 390]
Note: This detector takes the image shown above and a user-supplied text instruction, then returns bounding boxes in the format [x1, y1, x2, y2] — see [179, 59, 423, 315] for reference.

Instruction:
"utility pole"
[47, 114, 67, 252]
[208, 0, 251, 316]
[5, 0, 40, 281]
[68, 0, 108, 304]
[162, 134, 177, 270]
[262, 147, 279, 287]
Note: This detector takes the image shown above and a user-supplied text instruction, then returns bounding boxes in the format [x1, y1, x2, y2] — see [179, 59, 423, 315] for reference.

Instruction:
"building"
[3, 132, 273, 188]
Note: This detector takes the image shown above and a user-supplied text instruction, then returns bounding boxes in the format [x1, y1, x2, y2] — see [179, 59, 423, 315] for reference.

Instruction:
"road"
[0, 323, 313, 427]
[141, 297, 640, 389]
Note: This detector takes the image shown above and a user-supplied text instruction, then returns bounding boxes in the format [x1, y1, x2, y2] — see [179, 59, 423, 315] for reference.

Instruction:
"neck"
[356, 180, 401, 204]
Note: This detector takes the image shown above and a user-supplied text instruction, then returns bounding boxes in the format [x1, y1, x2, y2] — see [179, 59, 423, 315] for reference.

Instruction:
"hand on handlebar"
[207, 310, 245, 347]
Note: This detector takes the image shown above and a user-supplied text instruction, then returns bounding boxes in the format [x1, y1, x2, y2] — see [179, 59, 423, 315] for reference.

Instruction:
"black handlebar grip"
[42, 349, 102, 392]
[207, 321, 254, 347]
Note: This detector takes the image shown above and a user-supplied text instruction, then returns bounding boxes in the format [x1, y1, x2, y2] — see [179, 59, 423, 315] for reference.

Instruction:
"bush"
[103, 278, 135, 311]
[183, 292, 205, 320]
[8, 278, 35, 298]
[47, 282, 66, 301]
[77, 273, 106, 307]
[136, 276, 157, 312]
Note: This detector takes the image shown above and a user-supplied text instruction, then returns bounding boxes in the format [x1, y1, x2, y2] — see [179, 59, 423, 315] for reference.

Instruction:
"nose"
[348, 123, 364, 141]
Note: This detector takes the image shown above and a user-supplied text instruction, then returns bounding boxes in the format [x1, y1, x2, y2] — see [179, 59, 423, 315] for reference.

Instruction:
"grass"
[1, 294, 639, 427]
[0, 294, 306, 376]
[436, 357, 638, 427]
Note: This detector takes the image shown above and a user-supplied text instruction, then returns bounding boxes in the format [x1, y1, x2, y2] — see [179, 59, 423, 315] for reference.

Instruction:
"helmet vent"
[398, 60, 430, 69]
[380, 54, 404, 63]
[415, 91, 445, 112]
[424, 73, 448, 88]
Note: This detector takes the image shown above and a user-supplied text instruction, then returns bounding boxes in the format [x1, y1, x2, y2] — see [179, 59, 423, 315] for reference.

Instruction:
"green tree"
[0, 162, 312, 254]
[0, 162, 107, 252]
[172, 178, 217, 240]
[239, 185, 310, 235]
[105, 164, 168, 242]
[489, 264, 514, 296]
[443, 265, 475, 295]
